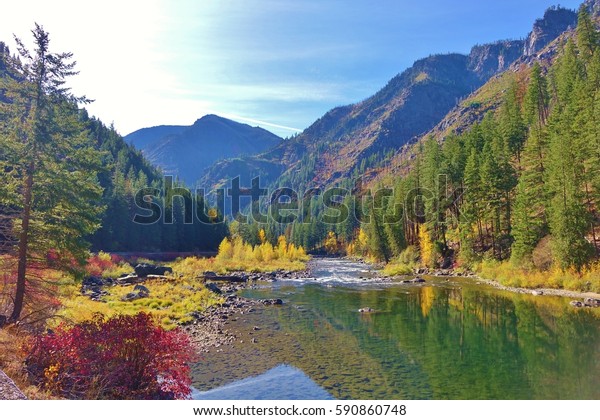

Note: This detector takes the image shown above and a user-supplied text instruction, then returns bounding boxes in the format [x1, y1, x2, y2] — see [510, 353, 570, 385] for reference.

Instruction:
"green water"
[191, 259, 600, 400]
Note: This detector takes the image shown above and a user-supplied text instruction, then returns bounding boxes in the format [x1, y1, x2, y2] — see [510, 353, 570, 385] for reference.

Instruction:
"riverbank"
[185, 268, 311, 354]
[406, 266, 600, 302]
[191, 257, 600, 400]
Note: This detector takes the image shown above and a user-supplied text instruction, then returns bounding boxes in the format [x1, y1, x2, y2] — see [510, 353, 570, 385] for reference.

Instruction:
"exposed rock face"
[523, 7, 577, 56]
[468, 40, 525, 78]
[584, 0, 600, 16]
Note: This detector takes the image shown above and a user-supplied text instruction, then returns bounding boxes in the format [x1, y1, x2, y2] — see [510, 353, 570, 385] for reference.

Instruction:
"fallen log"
[203, 271, 247, 283]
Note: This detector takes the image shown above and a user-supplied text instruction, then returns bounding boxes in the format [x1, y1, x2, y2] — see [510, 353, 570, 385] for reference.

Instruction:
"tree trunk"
[9, 163, 34, 323]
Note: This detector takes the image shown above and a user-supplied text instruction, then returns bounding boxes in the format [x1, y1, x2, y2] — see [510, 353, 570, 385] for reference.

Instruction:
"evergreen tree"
[421, 137, 447, 248]
[462, 148, 483, 250]
[546, 43, 594, 270]
[0, 25, 103, 322]
[499, 78, 527, 163]
[576, 5, 598, 62]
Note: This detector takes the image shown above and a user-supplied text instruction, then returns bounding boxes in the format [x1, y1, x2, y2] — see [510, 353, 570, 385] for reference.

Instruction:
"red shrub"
[26, 313, 195, 399]
[85, 254, 116, 277]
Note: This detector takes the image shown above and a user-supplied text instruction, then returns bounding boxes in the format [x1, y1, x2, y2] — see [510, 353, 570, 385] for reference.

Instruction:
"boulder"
[134, 264, 173, 277]
[122, 292, 141, 301]
[584, 298, 600, 308]
[205, 283, 222, 295]
[83, 276, 105, 287]
[260, 298, 283, 305]
[133, 284, 150, 298]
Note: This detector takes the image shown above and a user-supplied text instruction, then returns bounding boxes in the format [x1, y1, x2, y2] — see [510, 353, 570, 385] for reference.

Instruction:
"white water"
[286, 258, 391, 286]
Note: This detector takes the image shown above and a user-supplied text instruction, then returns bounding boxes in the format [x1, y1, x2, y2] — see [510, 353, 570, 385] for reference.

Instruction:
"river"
[191, 258, 600, 400]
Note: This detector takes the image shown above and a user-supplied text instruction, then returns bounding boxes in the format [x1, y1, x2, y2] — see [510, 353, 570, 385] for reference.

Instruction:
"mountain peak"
[524, 6, 577, 56]
[194, 114, 223, 124]
[125, 115, 282, 186]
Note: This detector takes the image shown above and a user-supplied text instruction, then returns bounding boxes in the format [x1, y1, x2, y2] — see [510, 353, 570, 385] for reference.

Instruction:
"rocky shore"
[412, 266, 600, 304]
[184, 269, 309, 353]
[474, 277, 600, 306]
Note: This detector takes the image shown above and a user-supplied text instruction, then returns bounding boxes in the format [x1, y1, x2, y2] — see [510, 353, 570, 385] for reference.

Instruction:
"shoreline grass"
[476, 260, 600, 294]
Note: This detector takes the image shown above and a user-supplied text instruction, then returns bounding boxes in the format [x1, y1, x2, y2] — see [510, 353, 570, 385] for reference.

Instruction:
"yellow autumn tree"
[258, 228, 267, 244]
[419, 225, 434, 268]
[261, 242, 275, 262]
[276, 235, 288, 259]
[324, 231, 339, 254]
[217, 238, 233, 260]
[349, 228, 368, 256]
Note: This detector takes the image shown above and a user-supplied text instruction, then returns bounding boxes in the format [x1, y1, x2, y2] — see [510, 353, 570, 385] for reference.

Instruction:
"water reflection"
[192, 260, 600, 400]
[192, 364, 333, 400]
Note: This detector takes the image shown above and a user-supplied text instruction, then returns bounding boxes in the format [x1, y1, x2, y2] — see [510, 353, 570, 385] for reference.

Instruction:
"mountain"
[125, 124, 187, 150]
[200, 5, 578, 193]
[126, 115, 282, 186]
[523, 6, 578, 56]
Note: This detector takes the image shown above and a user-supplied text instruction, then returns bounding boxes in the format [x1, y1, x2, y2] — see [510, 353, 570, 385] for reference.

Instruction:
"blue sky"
[0, 0, 583, 137]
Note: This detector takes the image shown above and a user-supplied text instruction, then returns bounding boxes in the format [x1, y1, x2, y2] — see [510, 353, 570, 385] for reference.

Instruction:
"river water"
[191, 258, 600, 400]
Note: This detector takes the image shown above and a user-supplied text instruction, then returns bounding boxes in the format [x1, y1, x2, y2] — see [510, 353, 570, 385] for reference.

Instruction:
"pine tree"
[524, 63, 549, 133]
[462, 148, 483, 250]
[546, 43, 594, 271]
[421, 137, 447, 248]
[0, 25, 103, 322]
[576, 5, 598, 63]
[510, 177, 544, 264]
[364, 192, 391, 262]
[479, 142, 504, 258]
[499, 78, 527, 163]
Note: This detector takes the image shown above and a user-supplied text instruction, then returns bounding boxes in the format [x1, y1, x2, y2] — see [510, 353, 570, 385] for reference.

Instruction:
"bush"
[382, 263, 413, 276]
[86, 252, 132, 278]
[26, 313, 195, 399]
[398, 246, 419, 266]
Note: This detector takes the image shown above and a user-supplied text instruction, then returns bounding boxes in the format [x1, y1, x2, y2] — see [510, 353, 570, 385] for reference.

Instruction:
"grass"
[56, 238, 309, 330]
[0, 326, 55, 399]
[477, 260, 600, 293]
[54, 277, 223, 330]
[170, 255, 307, 276]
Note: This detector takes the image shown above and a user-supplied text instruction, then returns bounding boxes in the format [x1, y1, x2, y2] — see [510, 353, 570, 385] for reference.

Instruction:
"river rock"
[134, 263, 173, 277]
[206, 283, 222, 295]
[260, 298, 283, 305]
[401, 277, 426, 284]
